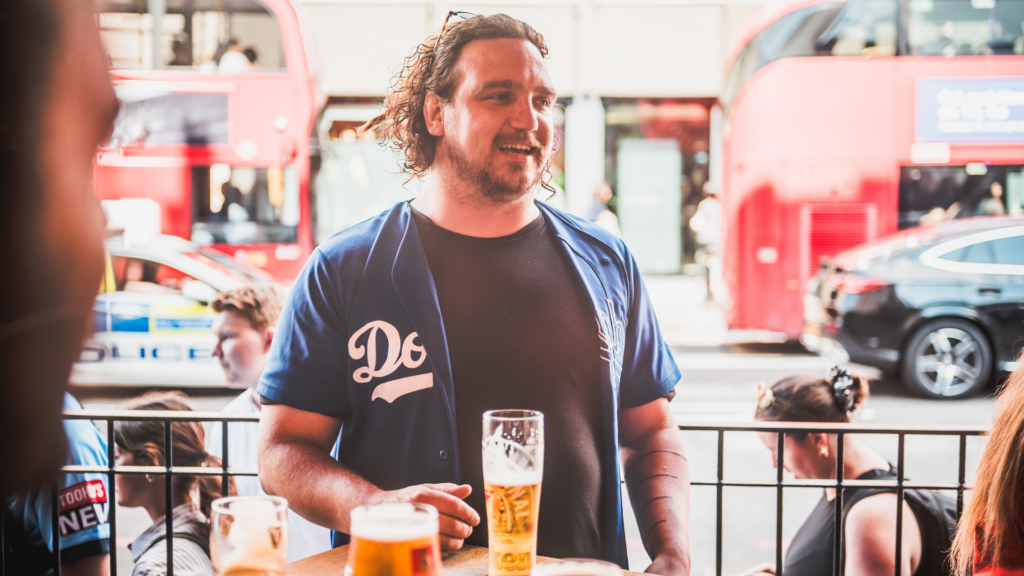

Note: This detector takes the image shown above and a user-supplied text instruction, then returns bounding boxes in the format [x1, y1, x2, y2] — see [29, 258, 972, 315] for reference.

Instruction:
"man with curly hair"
[257, 13, 690, 574]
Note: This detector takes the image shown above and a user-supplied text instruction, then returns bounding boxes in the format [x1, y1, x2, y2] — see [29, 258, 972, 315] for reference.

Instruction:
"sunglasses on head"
[428, 11, 476, 73]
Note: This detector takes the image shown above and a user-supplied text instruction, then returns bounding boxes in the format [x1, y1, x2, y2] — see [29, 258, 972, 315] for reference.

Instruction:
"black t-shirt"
[412, 207, 606, 559]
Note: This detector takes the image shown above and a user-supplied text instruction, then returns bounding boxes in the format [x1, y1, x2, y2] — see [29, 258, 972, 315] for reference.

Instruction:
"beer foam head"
[350, 503, 438, 542]
[483, 469, 543, 487]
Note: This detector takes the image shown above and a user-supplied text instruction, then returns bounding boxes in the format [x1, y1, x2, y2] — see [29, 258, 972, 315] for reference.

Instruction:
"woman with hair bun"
[740, 368, 956, 576]
[113, 391, 235, 576]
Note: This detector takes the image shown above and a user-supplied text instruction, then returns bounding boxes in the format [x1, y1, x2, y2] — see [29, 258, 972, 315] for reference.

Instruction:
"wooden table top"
[286, 544, 645, 575]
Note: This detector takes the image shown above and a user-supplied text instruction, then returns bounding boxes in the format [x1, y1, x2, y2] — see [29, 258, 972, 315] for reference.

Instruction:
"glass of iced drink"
[345, 502, 442, 576]
[210, 495, 288, 576]
[482, 409, 544, 576]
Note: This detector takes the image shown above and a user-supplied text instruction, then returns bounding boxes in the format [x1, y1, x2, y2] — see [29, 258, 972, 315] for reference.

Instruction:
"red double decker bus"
[721, 0, 1024, 338]
[94, 0, 318, 279]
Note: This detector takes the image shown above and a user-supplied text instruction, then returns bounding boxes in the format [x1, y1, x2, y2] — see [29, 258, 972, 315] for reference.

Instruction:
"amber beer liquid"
[484, 478, 542, 576]
[210, 496, 289, 576]
[483, 410, 545, 576]
[344, 503, 442, 576]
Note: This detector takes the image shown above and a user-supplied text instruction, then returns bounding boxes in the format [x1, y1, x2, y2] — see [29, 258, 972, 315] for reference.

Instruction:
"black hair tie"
[828, 366, 857, 413]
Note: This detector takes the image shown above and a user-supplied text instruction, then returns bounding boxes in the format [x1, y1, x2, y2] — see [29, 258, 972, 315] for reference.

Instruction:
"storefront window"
[898, 164, 1024, 229]
[604, 98, 713, 272]
[98, 0, 286, 71]
[192, 165, 299, 244]
[908, 0, 1024, 56]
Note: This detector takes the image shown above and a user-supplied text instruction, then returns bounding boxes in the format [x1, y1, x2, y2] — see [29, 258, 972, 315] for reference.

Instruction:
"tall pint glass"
[345, 503, 442, 576]
[482, 409, 544, 576]
[210, 495, 289, 576]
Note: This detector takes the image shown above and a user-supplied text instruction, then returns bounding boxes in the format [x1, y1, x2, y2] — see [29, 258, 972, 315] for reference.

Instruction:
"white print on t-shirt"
[348, 320, 433, 403]
[596, 299, 625, 389]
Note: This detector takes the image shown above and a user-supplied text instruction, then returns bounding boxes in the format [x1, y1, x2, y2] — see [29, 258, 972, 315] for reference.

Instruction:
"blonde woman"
[952, 358, 1024, 575]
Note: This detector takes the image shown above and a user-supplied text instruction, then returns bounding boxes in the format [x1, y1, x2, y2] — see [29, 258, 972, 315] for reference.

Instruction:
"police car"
[71, 235, 279, 387]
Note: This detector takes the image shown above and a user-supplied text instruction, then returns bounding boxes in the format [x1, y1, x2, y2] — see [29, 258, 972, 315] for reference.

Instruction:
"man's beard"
[445, 138, 550, 204]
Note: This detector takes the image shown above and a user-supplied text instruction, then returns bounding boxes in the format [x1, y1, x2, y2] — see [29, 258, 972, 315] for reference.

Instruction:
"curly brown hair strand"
[361, 13, 556, 195]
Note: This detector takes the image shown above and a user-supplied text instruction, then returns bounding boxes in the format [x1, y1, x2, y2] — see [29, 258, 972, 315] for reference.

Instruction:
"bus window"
[191, 165, 299, 245]
[98, 0, 286, 71]
[909, 0, 1024, 56]
[722, 0, 897, 115]
[898, 165, 1024, 229]
[816, 0, 897, 56]
[106, 87, 228, 147]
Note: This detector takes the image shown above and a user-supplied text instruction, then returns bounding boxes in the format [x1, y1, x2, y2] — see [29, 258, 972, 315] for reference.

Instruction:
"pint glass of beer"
[210, 495, 289, 576]
[482, 409, 544, 576]
[345, 502, 442, 576]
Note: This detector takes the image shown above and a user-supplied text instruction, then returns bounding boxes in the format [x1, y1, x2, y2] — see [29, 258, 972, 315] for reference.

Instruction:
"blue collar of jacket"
[383, 200, 631, 565]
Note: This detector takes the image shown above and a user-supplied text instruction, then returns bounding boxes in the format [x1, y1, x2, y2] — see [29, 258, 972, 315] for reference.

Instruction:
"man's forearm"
[260, 437, 380, 533]
[621, 426, 691, 572]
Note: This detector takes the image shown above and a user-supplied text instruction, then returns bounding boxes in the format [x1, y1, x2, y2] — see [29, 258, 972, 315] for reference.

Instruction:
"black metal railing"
[680, 421, 987, 576]
[1, 410, 260, 576]
[0, 413, 987, 576]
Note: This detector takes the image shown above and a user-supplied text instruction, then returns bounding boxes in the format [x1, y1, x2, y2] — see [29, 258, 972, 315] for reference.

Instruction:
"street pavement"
[75, 275, 998, 576]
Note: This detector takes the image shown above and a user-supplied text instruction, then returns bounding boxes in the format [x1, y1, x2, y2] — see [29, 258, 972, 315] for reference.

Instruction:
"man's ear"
[264, 326, 275, 353]
[424, 92, 445, 137]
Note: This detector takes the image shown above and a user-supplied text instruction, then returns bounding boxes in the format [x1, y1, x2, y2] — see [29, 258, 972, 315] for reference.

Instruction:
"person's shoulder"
[62, 394, 106, 463]
[223, 390, 260, 413]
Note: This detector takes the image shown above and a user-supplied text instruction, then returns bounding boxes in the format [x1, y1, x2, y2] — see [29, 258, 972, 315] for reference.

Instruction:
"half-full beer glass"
[345, 503, 442, 576]
[482, 409, 544, 576]
[210, 495, 288, 576]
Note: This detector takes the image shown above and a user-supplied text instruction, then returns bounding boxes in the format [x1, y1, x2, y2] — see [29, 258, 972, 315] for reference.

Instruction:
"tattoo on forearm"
[638, 495, 672, 517]
[624, 450, 688, 479]
[642, 520, 668, 547]
[629, 474, 678, 499]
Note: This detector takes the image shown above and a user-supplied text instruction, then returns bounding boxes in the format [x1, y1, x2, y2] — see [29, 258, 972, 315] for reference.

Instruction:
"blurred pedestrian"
[114, 392, 232, 576]
[976, 181, 1007, 217]
[205, 284, 332, 562]
[690, 183, 722, 300]
[950, 357, 1024, 575]
[587, 181, 621, 237]
[740, 368, 957, 576]
[4, 393, 111, 576]
[0, 0, 117, 497]
[218, 40, 250, 73]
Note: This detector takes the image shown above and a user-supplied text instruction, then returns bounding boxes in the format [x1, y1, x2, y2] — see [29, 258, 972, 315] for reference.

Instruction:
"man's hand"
[374, 483, 480, 550]
[260, 405, 479, 551]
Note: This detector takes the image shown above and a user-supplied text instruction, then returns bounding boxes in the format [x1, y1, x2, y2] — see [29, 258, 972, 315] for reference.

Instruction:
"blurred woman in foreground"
[114, 392, 235, 576]
[951, 359, 1024, 575]
[742, 368, 955, 576]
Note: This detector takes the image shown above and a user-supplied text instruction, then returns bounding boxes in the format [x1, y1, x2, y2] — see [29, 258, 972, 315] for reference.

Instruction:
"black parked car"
[802, 217, 1024, 399]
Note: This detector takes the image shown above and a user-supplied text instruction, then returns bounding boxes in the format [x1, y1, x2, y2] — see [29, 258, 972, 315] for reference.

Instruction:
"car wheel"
[900, 318, 992, 399]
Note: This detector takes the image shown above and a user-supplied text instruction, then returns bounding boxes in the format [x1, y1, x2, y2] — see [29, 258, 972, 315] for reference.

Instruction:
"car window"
[938, 240, 998, 263]
[989, 235, 1024, 264]
[113, 256, 196, 294]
